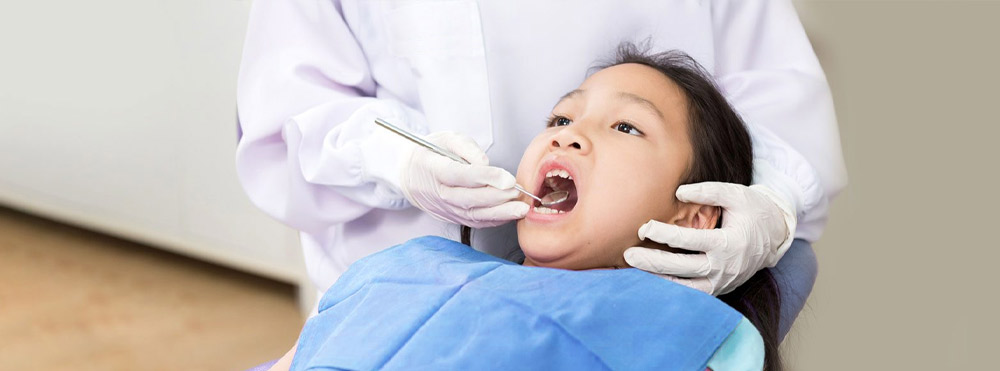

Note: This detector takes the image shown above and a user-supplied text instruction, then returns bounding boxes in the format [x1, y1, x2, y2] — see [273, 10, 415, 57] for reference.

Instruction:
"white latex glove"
[399, 131, 530, 228]
[623, 182, 797, 296]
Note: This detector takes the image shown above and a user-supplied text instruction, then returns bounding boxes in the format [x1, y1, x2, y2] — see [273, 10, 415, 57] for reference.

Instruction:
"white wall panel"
[0, 1, 307, 296]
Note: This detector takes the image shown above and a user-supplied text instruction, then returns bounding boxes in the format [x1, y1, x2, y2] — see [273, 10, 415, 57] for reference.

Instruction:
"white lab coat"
[236, 0, 848, 295]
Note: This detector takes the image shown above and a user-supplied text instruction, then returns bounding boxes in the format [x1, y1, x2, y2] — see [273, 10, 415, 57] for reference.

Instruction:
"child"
[268, 44, 780, 371]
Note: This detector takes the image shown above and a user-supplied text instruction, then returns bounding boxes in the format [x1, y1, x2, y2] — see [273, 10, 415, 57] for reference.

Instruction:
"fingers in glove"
[439, 185, 520, 209]
[675, 182, 748, 211]
[464, 201, 530, 228]
[435, 158, 518, 189]
[656, 274, 713, 294]
[434, 132, 490, 166]
[638, 220, 726, 253]
[623, 247, 710, 278]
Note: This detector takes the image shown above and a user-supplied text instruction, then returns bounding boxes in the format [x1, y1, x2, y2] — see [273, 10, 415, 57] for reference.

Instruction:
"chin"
[519, 236, 573, 268]
[522, 243, 605, 271]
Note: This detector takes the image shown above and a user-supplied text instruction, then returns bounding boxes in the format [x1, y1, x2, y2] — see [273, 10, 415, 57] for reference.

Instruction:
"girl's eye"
[547, 116, 572, 128]
[614, 121, 644, 136]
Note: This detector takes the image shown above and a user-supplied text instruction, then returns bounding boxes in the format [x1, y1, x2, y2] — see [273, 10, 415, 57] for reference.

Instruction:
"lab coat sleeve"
[235, 0, 423, 234]
[711, 0, 848, 242]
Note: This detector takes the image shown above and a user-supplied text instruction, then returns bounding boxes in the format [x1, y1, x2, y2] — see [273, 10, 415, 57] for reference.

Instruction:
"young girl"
[266, 44, 780, 371]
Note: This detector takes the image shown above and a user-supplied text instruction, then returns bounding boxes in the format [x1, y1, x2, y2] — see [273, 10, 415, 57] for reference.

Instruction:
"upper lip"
[533, 155, 581, 204]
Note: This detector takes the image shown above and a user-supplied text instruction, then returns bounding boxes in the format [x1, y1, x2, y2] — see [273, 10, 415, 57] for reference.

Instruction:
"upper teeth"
[545, 169, 572, 180]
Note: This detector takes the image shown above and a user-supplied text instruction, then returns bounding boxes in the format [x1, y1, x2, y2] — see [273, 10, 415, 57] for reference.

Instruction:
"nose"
[549, 126, 591, 155]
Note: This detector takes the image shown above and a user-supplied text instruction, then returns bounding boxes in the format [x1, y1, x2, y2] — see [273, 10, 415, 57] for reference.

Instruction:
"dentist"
[236, 0, 846, 340]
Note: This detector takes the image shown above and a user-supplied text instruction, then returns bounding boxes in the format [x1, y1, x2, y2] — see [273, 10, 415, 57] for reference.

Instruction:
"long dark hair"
[463, 42, 782, 371]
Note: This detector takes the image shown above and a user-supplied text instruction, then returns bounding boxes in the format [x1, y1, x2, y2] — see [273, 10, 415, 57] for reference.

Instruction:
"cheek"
[632, 171, 681, 220]
[515, 136, 550, 182]
[588, 183, 673, 240]
[584, 157, 681, 233]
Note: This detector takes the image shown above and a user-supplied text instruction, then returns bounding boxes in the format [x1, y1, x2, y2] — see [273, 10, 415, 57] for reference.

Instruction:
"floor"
[0, 206, 303, 370]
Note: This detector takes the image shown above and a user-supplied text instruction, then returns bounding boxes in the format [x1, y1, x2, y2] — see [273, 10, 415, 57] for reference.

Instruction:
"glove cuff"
[364, 126, 415, 192]
[350, 101, 427, 190]
[750, 184, 798, 267]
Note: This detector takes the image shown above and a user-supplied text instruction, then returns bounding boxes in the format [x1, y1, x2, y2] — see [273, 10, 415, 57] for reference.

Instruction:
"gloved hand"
[399, 131, 530, 228]
[623, 182, 797, 296]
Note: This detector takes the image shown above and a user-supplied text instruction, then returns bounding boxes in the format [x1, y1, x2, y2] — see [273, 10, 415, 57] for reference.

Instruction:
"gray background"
[787, 1, 998, 369]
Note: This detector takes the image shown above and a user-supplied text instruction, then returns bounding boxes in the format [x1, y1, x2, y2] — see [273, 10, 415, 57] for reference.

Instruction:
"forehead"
[578, 63, 689, 121]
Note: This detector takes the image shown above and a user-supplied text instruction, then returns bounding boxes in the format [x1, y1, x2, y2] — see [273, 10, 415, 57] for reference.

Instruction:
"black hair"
[463, 42, 782, 371]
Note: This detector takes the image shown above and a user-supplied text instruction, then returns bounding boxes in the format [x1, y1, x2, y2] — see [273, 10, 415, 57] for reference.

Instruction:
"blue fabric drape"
[291, 236, 756, 370]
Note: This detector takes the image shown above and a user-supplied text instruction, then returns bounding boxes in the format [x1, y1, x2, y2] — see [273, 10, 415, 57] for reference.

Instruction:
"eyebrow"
[558, 89, 584, 103]
[555, 89, 665, 120]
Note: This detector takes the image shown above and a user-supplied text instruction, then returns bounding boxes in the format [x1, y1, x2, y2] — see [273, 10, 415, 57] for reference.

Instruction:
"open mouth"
[533, 168, 579, 214]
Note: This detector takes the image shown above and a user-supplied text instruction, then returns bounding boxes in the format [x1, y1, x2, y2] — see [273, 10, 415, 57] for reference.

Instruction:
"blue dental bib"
[291, 236, 755, 371]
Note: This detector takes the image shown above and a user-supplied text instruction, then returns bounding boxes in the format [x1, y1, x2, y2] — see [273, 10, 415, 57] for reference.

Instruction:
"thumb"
[468, 165, 518, 190]
[482, 167, 518, 190]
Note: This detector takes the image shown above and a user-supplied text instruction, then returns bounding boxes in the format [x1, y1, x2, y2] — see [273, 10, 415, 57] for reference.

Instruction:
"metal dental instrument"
[374, 118, 569, 207]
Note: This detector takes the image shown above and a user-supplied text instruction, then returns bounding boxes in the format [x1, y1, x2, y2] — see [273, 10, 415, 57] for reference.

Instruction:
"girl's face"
[516, 63, 709, 270]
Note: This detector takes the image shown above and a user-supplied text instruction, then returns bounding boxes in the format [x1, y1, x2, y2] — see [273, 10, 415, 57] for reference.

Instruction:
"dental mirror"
[375, 117, 570, 207]
[516, 185, 569, 207]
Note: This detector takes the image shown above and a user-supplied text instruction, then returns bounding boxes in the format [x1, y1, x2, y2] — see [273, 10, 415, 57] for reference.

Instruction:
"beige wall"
[785, 1, 999, 369]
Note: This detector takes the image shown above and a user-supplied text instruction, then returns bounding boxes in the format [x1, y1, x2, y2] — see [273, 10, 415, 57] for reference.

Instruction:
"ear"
[670, 203, 721, 230]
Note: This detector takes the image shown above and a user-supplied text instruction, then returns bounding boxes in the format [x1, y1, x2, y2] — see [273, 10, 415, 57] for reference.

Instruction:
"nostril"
[551, 140, 560, 148]
[570, 142, 581, 149]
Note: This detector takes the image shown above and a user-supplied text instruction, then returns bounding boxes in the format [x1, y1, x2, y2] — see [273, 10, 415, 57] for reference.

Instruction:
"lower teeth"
[533, 206, 565, 214]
